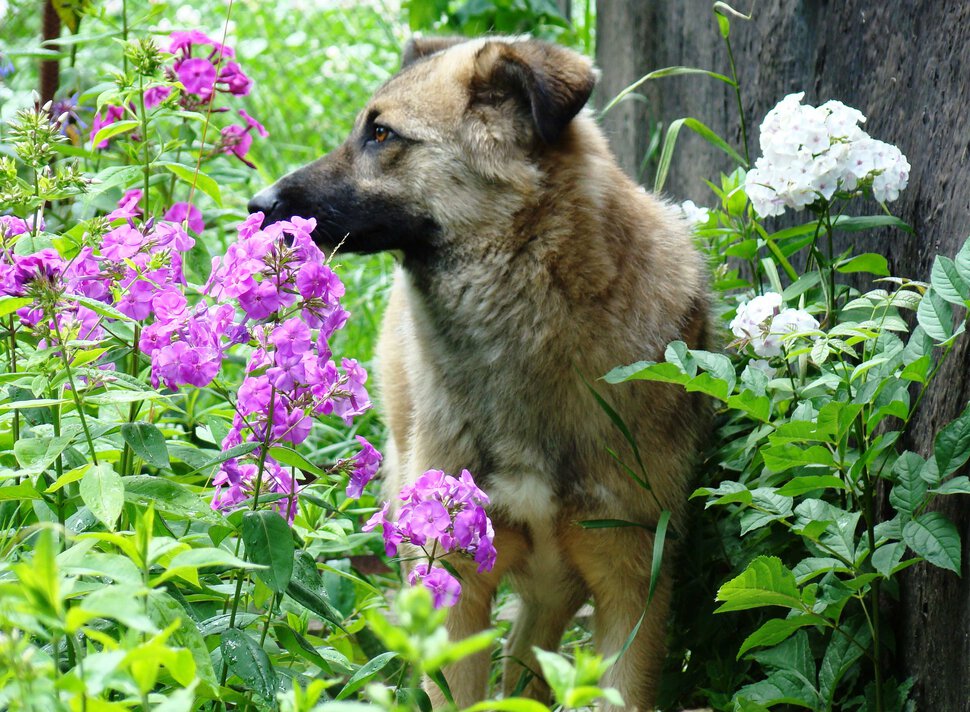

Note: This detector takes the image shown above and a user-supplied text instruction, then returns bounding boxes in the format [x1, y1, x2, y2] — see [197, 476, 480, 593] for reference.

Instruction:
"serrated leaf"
[716, 556, 804, 613]
[902, 512, 961, 573]
[931, 255, 970, 305]
[122, 422, 170, 469]
[934, 403, 970, 478]
[80, 462, 124, 531]
[220, 628, 278, 702]
[890, 451, 928, 519]
[737, 615, 816, 659]
[242, 510, 294, 593]
[930, 475, 970, 495]
[916, 288, 954, 342]
[818, 617, 869, 705]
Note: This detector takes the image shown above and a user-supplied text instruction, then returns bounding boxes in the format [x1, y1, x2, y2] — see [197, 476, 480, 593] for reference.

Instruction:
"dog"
[249, 35, 711, 710]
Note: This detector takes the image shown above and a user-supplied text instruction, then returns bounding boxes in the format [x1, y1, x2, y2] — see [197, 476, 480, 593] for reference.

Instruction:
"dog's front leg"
[563, 526, 671, 712]
[426, 527, 528, 708]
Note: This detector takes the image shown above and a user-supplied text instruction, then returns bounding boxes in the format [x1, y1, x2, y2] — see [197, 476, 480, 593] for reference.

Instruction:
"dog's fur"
[250, 36, 710, 710]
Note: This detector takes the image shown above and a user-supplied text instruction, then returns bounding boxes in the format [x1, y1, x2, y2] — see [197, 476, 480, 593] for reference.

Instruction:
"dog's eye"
[372, 125, 393, 144]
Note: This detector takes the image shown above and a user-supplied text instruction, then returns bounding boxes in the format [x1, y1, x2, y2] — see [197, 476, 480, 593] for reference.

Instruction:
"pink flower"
[218, 61, 252, 96]
[144, 86, 172, 109]
[408, 564, 462, 609]
[90, 105, 126, 149]
[176, 57, 217, 97]
[346, 436, 382, 499]
[163, 202, 205, 234]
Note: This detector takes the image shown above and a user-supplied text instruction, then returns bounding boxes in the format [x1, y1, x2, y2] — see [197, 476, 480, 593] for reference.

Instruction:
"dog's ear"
[471, 39, 596, 145]
[401, 36, 467, 68]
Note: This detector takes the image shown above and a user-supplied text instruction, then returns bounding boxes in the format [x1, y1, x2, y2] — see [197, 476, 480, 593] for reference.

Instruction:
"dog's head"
[248, 36, 596, 260]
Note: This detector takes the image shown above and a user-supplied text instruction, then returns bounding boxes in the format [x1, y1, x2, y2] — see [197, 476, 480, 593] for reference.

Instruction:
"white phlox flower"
[745, 93, 910, 217]
[730, 292, 819, 358]
[680, 199, 710, 227]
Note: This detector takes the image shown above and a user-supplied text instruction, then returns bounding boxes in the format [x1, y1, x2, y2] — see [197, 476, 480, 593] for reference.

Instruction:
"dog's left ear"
[471, 39, 597, 145]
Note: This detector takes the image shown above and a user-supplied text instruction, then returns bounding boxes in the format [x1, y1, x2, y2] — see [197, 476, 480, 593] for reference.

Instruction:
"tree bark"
[40, 0, 61, 105]
[595, 1, 970, 709]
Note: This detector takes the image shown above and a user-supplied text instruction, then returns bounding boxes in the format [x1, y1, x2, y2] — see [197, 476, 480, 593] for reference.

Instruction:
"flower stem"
[724, 33, 749, 167]
[50, 311, 98, 466]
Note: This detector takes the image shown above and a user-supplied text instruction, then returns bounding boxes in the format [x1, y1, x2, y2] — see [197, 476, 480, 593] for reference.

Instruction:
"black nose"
[247, 187, 279, 219]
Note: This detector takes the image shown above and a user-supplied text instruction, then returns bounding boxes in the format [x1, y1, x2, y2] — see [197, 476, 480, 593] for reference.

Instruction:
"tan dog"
[249, 36, 710, 710]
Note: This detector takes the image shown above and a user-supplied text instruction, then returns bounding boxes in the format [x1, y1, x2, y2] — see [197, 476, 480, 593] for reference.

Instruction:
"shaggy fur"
[250, 36, 711, 711]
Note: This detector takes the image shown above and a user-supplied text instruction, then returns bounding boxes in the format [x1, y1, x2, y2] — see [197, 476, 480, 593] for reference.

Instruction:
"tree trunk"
[595, 1, 970, 709]
[40, 0, 61, 105]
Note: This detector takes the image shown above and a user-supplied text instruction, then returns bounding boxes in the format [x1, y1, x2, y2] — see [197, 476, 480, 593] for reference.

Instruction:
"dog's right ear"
[401, 36, 467, 69]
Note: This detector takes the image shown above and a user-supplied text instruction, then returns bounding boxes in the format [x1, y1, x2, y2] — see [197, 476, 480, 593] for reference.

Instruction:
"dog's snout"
[247, 187, 279, 221]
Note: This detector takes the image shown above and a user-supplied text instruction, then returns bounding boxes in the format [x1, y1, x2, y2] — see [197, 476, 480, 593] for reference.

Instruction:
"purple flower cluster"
[90, 30, 267, 166]
[0, 204, 192, 342]
[204, 213, 375, 522]
[364, 469, 496, 608]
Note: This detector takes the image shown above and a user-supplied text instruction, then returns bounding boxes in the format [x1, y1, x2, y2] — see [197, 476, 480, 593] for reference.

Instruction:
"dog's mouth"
[248, 184, 440, 257]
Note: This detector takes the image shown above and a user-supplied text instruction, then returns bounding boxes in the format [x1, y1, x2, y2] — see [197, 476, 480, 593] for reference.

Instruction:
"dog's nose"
[247, 187, 279, 220]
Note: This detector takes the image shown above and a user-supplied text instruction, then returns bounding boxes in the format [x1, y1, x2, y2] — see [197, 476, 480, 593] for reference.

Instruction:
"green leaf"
[582, 375, 650, 490]
[818, 617, 869, 706]
[286, 550, 346, 631]
[762, 444, 836, 472]
[124, 475, 224, 524]
[934, 403, 970, 478]
[463, 700, 552, 712]
[716, 556, 804, 613]
[916, 287, 955, 342]
[14, 436, 73, 474]
[737, 615, 816, 659]
[931, 255, 970, 305]
[267, 445, 327, 477]
[871, 542, 907, 578]
[0, 296, 33, 319]
[830, 214, 914, 234]
[955, 236, 970, 284]
[335, 652, 398, 700]
[80, 463, 124, 531]
[889, 451, 928, 519]
[90, 119, 139, 149]
[162, 163, 223, 206]
[902, 512, 961, 573]
[121, 422, 170, 469]
[601, 66, 735, 117]
[776, 476, 848, 497]
[836, 253, 890, 276]
[72, 294, 136, 322]
[242, 510, 295, 593]
[220, 628, 278, 703]
[0, 481, 44, 501]
[931, 475, 970, 495]
[146, 590, 217, 688]
[654, 117, 747, 192]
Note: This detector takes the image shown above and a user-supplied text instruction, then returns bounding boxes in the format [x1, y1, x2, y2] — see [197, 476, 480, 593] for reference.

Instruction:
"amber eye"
[373, 125, 392, 143]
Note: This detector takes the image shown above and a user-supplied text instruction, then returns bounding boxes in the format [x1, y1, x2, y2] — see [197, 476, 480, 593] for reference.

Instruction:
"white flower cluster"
[730, 292, 820, 358]
[680, 199, 710, 227]
[745, 93, 910, 217]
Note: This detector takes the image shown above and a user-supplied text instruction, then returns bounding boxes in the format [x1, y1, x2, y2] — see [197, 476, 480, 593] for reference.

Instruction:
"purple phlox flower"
[271, 318, 312, 359]
[212, 460, 256, 511]
[116, 278, 157, 321]
[64, 247, 110, 301]
[331, 357, 371, 425]
[363, 502, 402, 557]
[407, 500, 451, 544]
[163, 202, 205, 234]
[153, 220, 195, 252]
[152, 287, 188, 323]
[238, 279, 287, 321]
[168, 30, 217, 55]
[176, 57, 217, 98]
[217, 61, 252, 96]
[90, 105, 126, 149]
[152, 340, 190, 389]
[266, 353, 306, 391]
[139, 320, 175, 355]
[238, 211, 264, 240]
[346, 436, 382, 499]
[274, 406, 312, 446]
[319, 306, 350, 341]
[266, 459, 300, 524]
[408, 564, 462, 609]
[144, 85, 173, 110]
[107, 189, 143, 221]
[0, 215, 30, 237]
[237, 374, 272, 416]
[101, 224, 146, 261]
[14, 248, 66, 289]
[296, 261, 344, 303]
[239, 109, 268, 138]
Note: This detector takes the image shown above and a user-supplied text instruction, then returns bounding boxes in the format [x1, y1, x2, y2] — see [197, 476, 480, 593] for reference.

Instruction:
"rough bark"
[40, 0, 61, 105]
[595, 1, 970, 709]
